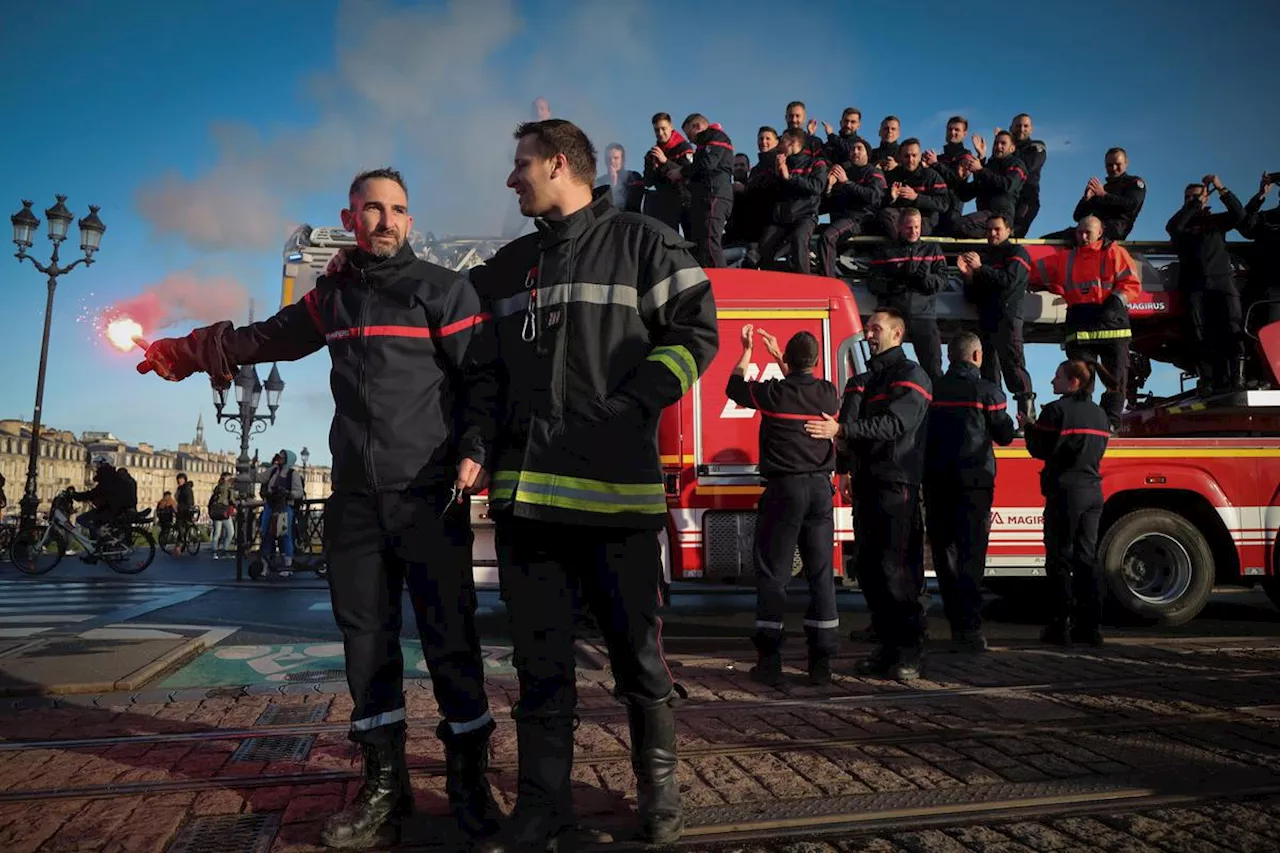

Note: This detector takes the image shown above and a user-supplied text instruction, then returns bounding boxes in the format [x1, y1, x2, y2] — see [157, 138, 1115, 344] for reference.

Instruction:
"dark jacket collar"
[536, 186, 615, 248]
[341, 241, 421, 305]
[948, 361, 980, 379]
[869, 345, 907, 372]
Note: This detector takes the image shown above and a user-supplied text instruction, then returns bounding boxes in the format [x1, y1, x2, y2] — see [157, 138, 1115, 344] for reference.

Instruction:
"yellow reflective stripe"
[514, 470, 667, 515]
[647, 344, 698, 393]
[489, 470, 519, 502]
[1067, 328, 1132, 342]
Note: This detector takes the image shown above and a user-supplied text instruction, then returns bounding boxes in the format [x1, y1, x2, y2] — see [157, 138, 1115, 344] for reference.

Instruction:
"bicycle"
[8, 488, 157, 575]
[164, 511, 202, 557]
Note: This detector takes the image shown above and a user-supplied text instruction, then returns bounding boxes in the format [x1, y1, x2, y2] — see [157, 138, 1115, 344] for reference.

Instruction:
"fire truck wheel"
[1101, 509, 1214, 627]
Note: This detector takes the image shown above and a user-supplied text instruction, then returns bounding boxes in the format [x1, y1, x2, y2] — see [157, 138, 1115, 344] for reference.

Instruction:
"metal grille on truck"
[702, 511, 802, 581]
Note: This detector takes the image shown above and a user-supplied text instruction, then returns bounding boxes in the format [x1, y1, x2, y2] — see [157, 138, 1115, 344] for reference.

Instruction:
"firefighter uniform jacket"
[596, 169, 646, 214]
[1165, 190, 1245, 292]
[957, 154, 1027, 222]
[682, 124, 735, 203]
[769, 152, 828, 225]
[966, 240, 1032, 314]
[924, 361, 1016, 490]
[823, 132, 868, 169]
[469, 188, 719, 529]
[1024, 390, 1110, 495]
[828, 164, 887, 217]
[868, 239, 949, 319]
[1035, 240, 1142, 344]
[835, 345, 933, 486]
[1072, 174, 1147, 240]
[643, 131, 695, 223]
[1015, 138, 1047, 207]
[932, 141, 973, 223]
[164, 243, 499, 495]
[883, 165, 950, 230]
[725, 372, 839, 478]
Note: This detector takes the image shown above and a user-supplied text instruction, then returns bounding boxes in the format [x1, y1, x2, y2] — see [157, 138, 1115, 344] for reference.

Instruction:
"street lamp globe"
[264, 363, 285, 415]
[44, 195, 74, 243]
[78, 206, 106, 257]
[300, 446, 310, 468]
[233, 364, 260, 410]
[10, 201, 39, 251]
[210, 376, 229, 415]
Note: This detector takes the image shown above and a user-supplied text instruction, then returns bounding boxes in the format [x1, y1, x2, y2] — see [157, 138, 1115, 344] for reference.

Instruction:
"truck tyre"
[1100, 508, 1214, 627]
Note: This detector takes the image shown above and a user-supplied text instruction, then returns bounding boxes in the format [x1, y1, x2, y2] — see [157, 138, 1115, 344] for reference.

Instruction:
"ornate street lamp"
[10, 196, 106, 528]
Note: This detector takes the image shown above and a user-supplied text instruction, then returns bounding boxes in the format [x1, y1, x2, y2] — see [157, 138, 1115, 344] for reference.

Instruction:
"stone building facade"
[0, 417, 331, 520]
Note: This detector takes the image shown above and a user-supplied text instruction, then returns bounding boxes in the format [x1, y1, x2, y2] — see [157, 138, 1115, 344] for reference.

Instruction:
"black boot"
[627, 699, 684, 844]
[474, 711, 576, 853]
[437, 719, 502, 840]
[320, 728, 414, 850]
[1017, 393, 1037, 425]
[749, 651, 783, 686]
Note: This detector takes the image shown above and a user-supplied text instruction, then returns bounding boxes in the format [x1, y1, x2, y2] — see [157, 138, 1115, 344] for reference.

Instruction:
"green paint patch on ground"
[159, 641, 516, 688]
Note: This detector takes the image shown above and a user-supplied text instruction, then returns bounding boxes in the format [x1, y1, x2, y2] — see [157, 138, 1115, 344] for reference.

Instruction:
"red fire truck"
[281, 226, 1280, 626]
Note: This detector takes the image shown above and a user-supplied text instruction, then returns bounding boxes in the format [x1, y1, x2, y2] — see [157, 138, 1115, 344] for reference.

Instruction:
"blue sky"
[1, 0, 1277, 465]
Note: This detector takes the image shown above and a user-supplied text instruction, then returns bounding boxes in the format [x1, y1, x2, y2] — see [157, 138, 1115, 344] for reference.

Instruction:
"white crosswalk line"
[0, 582, 213, 639]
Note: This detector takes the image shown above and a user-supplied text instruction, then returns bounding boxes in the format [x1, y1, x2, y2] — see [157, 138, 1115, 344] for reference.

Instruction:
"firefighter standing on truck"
[806, 308, 932, 681]
[139, 167, 502, 851]
[1166, 174, 1246, 393]
[726, 325, 841, 687]
[1022, 359, 1112, 646]
[1035, 215, 1142, 430]
[923, 332, 1016, 652]
[469, 119, 718, 851]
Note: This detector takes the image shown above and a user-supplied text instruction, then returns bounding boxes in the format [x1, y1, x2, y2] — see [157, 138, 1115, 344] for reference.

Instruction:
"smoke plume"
[130, 0, 835, 254]
[104, 273, 250, 332]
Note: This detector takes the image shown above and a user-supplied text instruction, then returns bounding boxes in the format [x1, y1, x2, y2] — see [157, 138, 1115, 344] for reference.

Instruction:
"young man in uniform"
[1009, 113, 1047, 238]
[726, 326, 841, 686]
[471, 119, 718, 851]
[139, 167, 502, 850]
[957, 214, 1037, 422]
[1166, 174, 1246, 392]
[806, 308, 932, 681]
[1043, 148, 1146, 241]
[867, 208, 948, 379]
[924, 333, 1016, 651]
[679, 113, 736, 268]
[643, 112, 694, 232]
[1023, 359, 1112, 646]
[750, 127, 828, 274]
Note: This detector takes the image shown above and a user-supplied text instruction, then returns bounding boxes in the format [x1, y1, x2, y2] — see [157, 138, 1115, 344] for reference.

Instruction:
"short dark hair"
[163, 490, 172, 496]
[870, 306, 906, 332]
[851, 139, 872, 157]
[784, 331, 820, 371]
[947, 115, 968, 130]
[681, 113, 708, 128]
[1105, 146, 1128, 159]
[1012, 112, 1031, 123]
[882, 115, 900, 125]
[734, 152, 750, 163]
[651, 112, 671, 125]
[899, 137, 921, 150]
[781, 127, 806, 144]
[176, 472, 188, 481]
[1185, 182, 1206, 194]
[994, 130, 1015, 146]
[222, 470, 233, 478]
[514, 119, 597, 186]
[605, 142, 626, 159]
[988, 213, 1013, 230]
[842, 107, 862, 120]
[948, 331, 982, 363]
[758, 125, 778, 137]
[786, 100, 806, 112]
[349, 167, 407, 202]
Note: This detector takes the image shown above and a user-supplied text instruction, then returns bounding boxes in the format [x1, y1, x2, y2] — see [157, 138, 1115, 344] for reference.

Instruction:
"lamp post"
[211, 362, 284, 581]
[299, 446, 310, 497]
[211, 363, 285, 504]
[10, 197, 106, 530]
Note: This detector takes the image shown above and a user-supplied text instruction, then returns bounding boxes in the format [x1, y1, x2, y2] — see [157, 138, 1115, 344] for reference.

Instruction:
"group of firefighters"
[598, 102, 1280, 418]
[126, 103, 1279, 852]
[730, 316, 1110, 684]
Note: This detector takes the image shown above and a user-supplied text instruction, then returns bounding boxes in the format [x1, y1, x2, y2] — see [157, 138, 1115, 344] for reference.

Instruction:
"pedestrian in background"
[208, 471, 237, 560]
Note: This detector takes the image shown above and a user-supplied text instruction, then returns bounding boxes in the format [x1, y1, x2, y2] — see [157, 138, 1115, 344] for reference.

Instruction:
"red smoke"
[102, 272, 250, 334]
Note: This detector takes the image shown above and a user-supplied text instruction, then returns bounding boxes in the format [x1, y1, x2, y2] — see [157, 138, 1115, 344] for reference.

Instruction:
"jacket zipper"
[357, 268, 379, 492]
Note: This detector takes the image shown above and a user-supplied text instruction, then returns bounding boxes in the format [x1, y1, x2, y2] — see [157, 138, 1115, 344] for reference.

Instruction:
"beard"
[365, 228, 403, 258]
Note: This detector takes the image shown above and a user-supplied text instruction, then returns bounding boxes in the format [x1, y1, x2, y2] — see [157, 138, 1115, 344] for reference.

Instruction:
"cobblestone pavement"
[0, 636, 1278, 851]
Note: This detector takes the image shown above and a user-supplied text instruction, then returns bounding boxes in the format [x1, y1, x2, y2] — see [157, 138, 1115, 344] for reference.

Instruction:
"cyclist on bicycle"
[71, 457, 131, 541]
[260, 449, 304, 577]
[156, 491, 177, 543]
[175, 473, 197, 529]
